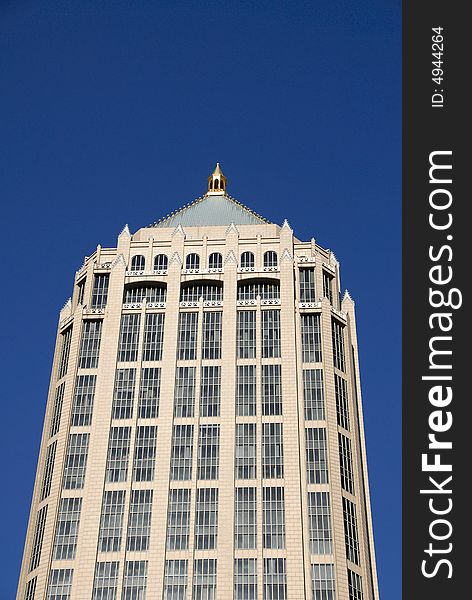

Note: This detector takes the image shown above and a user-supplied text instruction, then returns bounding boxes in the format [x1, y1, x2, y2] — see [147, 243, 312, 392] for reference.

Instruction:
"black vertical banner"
[403, 3, 468, 598]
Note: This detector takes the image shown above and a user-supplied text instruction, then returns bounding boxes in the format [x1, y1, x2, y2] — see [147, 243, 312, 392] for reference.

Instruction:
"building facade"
[17, 165, 379, 600]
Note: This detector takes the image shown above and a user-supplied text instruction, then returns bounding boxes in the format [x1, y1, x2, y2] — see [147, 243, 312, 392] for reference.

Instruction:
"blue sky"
[0, 1, 400, 597]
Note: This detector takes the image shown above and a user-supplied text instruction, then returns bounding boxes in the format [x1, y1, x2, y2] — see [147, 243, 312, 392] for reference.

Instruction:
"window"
[262, 423, 284, 479]
[185, 253, 200, 270]
[139, 367, 161, 418]
[46, 570, 73, 600]
[29, 506, 48, 571]
[91, 274, 109, 309]
[202, 312, 222, 359]
[127, 490, 153, 551]
[348, 570, 363, 600]
[166, 489, 191, 550]
[236, 365, 256, 416]
[303, 369, 325, 421]
[342, 498, 360, 565]
[335, 375, 350, 430]
[308, 492, 333, 554]
[208, 252, 223, 270]
[105, 427, 131, 483]
[58, 327, 72, 379]
[200, 366, 221, 417]
[263, 487, 285, 549]
[262, 364, 282, 416]
[235, 558, 257, 600]
[53, 498, 82, 560]
[312, 564, 336, 600]
[71, 375, 96, 426]
[240, 251, 255, 269]
[40, 441, 57, 500]
[332, 319, 346, 372]
[263, 250, 278, 268]
[63, 433, 90, 489]
[198, 425, 220, 480]
[300, 269, 316, 303]
[164, 560, 188, 600]
[323, 271, 334, 305]
[154, 253, 168, 271]
[122, 561, 148, 600]
[193, 559, 216, 600]
[263, 558, 287, 600]
[180, 283, 222, 303]
[262, 310, 281, 358]
[235, 487, 257, 549]
[174, 367, 196, 417]
[130, 255, 145, 272]
[237, 281, 280, 301]
[195, 488, 218, 550]
[235, 423, 256, 479]
[133, 426, 157, 481]
[170, 425, 194, 480]
[143, 313, 165, 361]
[117, 314, 141, 362]
[93, 562, 119, 600]
[77, 278, 86, 305]
[78, 320, 102, 368]
[177, 312, 198, 360]
[124, 285, 166, 304]
[50, 383, 65, 437]
[25, 577, 37, 600]
[305, 428, 329, 484]
[112, 368, 136, 419]
[237, 311, 256, 359]
[339, 433, 355, 494]
[98, 491, 126, 552]
[301, 314, 322, 362]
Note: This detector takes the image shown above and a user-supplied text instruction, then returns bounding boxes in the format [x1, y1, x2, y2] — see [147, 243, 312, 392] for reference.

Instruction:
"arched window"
[214, 178, 219, 189]
[208, 252, 223, 270]
[180, 282, 223, 302]
[154, 254, 168, 271]
[209, 180, 213, 190]
[124, 283, 167, 304]
[130, 255, 145, 271]
[186, 253, 200, 270]
[240, 251, 255, 269]
[237, 279, 280, 301]
[264, 251, 278, 268]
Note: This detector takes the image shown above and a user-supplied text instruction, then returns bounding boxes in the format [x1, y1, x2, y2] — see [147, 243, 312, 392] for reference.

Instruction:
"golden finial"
[207, 163, 227, 195]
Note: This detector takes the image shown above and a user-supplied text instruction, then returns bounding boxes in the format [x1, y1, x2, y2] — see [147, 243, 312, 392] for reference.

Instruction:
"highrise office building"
[17, 165, 379, 600]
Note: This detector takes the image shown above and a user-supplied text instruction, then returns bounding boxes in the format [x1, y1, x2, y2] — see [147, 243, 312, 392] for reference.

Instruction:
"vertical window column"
[126, 490, 153, 551]
[166, 489, 191, 550]
[98, 491, 126, 552]
[234, 487, 257, 549]
[312, 564, 336, 600]
[263, 558, 287, 600]
[308, 492, 333, 554]
[164, 560, 188, 599]
[197, 425, 220, 480]
[305, 428, 328, 484]
[63, 433, 90, 489]
[342, 498, 360, 565]
[194, 488, 218, 550]
[53, 498, 82, 560]
[262, 423, 284, 479]
[235, 423, 256, 479]
[117, 314, 141, 362]
[78, 321, 102, 368]
[262, 487, 285, 549]
[91, 274, 109, 309]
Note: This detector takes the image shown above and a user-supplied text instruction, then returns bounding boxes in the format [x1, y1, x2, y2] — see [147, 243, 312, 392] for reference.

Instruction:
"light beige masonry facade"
[17, 168, 379, 600]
